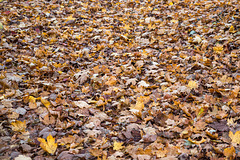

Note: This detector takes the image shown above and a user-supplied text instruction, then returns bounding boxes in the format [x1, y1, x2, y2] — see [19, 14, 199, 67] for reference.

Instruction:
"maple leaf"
[229, 131, 240, 144]
[38, 134, 57, 154]
[187, 80, 198, 89]
[11, 120, 26, 132]
[223, 146, 236, 159]
[113, 141, 124, 150]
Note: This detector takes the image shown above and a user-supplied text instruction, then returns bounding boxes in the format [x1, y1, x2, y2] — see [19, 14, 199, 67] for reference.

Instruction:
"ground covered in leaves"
[0, 0, 240, 159]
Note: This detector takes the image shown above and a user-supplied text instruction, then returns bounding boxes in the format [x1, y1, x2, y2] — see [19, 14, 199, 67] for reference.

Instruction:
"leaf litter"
[0, 0, 239, 159]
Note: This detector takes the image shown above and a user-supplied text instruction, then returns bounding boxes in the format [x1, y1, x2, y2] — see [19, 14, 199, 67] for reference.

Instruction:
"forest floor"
[0, 0, 240, 159]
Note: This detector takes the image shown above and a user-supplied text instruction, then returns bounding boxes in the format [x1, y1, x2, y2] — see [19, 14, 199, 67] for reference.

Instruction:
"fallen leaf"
[73, 101, 91, 108]
[113, 141, 124, 151]
[223, 146, 236, 159]
[208, 120, 229, 132]
[15, 155, 32, 160]
[188, 137, 206, 145]
[11, 120, 26, 132]
[38, 134, 57, 154]
[213, 45, 223, 53]
[229, 131, 240, 144]
[41, 97, 51, 108]
[29, 96, 37, 109]
[229, 25, 236, 33]
[187, 80, 198, 89]
[105, 76, 117, 86]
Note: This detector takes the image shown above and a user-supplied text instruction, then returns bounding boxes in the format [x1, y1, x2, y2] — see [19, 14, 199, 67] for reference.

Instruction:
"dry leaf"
[187, 80, 198, 89]
[15, 155, 32, 160]
[73, 101, 91, 108]
[105, 76, 117, 86]
[229, 25, 236, 33]
[229, 131, 240, 144]
[223, 146, 236, 159]
[41, 97, 51, 108]
[188, 137, 206, 145]
[11, 120, 26, 132]
[38, 134, 57, 154]
[113, 141, 124, 151]
[29, 96, 37, 109]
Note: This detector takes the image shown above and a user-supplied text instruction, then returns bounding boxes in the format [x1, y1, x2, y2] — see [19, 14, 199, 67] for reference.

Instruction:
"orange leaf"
[38, 134, 57, 154]
[223, 146, 236, 159]
[105, 76, 117, 86]
[213, 45, 223, 53]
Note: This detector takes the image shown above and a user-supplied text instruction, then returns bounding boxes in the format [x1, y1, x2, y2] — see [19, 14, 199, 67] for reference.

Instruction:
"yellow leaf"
[188, 137, 206, 145]
[102, 8, 106, 12]
[229, 131, 240, 144]
[187, 80, 198, 89]
[169, 2, 173, 5]
[213, 45, 223, 53]
[223, 146, 236, 159]
[130, 100, 144, 112]
[65, 15, 75, 22]
[41, 97, 51, 108]
[87, 27, 93, 32]
[11, 120, 26, 132]
[38, 134, 57, 154]
[229, 25, 236, 33]
[29, 96, 37, 109]
[123, 24, 131, 30]
[113, 141, 124, 150]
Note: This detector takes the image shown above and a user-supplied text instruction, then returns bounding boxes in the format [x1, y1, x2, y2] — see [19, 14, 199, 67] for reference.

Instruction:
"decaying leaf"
[2, 0, 240, 159]
[38, 134, 57, 154]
